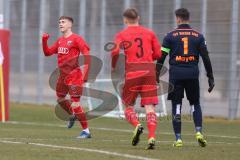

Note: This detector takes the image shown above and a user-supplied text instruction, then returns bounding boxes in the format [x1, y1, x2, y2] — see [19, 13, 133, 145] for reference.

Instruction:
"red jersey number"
[134, 38, 144, 58]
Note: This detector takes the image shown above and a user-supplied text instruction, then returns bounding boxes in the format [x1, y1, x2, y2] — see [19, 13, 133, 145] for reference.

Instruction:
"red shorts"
[56, 68, 83, 102]
[122, 75, 158, 106]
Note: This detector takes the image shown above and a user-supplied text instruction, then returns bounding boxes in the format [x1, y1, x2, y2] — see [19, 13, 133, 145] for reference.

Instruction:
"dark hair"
[123, 8, 139, 20]
[175, 8, 190, 21]
[59, 16, 74, 24]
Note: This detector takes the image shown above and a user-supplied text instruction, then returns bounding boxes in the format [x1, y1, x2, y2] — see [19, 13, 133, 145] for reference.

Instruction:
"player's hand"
[208, 77, 215, 93]
[42, 33, 50, 41]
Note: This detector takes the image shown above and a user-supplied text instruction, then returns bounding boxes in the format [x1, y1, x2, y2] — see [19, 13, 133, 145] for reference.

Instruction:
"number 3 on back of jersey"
[135, 38, 144, 58]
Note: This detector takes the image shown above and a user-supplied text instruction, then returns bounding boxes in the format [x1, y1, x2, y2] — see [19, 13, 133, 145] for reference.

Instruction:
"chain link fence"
[2, 0, 240, 119]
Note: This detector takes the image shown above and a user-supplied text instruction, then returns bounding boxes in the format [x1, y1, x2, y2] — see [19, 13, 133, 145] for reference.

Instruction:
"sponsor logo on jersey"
[58, 47, 69, 54]
[67, 41, 73, 46]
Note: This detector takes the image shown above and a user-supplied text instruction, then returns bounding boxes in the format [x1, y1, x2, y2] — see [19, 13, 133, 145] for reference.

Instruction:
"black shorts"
[167, 79, 200, 105]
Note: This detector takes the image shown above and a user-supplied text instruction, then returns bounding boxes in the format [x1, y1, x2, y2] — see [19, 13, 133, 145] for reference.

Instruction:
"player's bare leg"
[124, 106, 143, 146]
[145, 105, 157, 150]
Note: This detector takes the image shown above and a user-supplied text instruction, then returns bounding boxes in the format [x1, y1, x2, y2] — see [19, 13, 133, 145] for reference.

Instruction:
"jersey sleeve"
[199, 35, 208, 51]
[199, 35, 213, 78]
[151, 32, 162, 60]
[161, 33, 171, 55]
[76, 37, 90, 55]
[111, 33, 122, 69]
[42, 39, 58, 56]
[76, 36, 91, 82]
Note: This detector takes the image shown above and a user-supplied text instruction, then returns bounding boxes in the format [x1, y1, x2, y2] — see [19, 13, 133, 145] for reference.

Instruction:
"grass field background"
[0, 103, 240, 160]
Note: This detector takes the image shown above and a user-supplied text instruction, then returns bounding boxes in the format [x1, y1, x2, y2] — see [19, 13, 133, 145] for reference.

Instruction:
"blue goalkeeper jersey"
[162, 24, 208, 80]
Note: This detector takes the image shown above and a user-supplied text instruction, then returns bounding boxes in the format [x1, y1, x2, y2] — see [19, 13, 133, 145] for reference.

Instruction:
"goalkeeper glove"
[207, 73, 215, 93]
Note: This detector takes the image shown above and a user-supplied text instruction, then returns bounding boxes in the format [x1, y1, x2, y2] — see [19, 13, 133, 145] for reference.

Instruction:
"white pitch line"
[0, 140, 159, 160]
[0, 138, 239, 146]
[4, 121, 240, 140]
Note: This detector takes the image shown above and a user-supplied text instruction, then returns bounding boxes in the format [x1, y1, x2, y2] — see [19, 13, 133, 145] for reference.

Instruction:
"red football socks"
[124, 107, 140, 127]
[72, 106, 88, 129]
[58, 99, 72, 115]
[147, 112, 157, 139]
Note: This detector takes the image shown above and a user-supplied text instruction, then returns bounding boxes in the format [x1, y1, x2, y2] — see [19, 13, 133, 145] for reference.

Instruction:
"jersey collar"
[127, 25, 140, 28]
[177, 24, 191, 29]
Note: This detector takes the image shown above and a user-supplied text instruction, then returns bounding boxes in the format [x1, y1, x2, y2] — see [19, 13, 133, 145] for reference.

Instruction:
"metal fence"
[1, 0, 240, 119]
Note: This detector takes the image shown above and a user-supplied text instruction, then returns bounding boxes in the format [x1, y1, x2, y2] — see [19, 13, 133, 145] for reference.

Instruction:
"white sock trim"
[191, 105, 195, 113]
[176, 104, 181, 115]
[83, 128, 90, 134]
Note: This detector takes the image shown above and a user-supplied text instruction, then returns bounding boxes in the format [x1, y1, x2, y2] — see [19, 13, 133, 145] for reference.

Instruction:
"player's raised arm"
[42, 33, 58, 56]
[199, 36, 215, 92]
[111, 34, 122, 70]
[77, 37, 91, 82]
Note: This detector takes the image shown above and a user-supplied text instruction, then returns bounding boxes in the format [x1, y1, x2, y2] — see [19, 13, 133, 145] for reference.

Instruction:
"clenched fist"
[42, 33, 50, 41]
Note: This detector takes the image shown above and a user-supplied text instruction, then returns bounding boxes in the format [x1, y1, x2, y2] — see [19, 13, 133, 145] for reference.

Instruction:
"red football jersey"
[112, 25, 162, 78]
[42, 33, 90, 78]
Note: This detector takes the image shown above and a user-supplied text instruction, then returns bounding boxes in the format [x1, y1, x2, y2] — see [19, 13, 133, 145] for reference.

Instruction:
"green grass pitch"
[0, 103, 240, 160]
